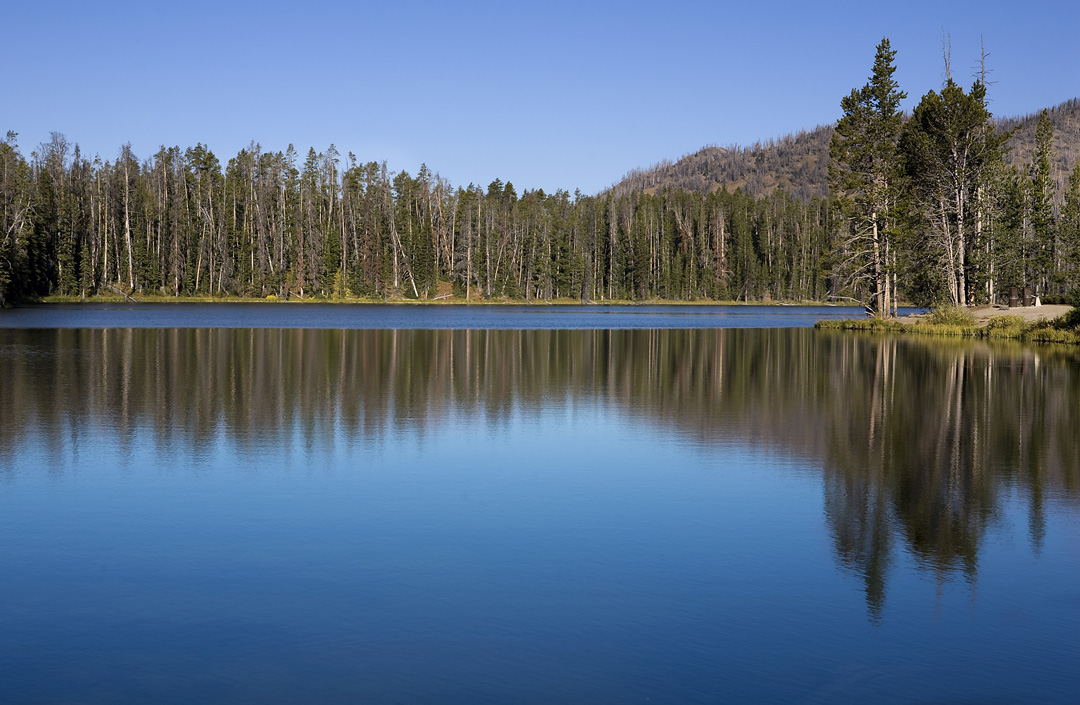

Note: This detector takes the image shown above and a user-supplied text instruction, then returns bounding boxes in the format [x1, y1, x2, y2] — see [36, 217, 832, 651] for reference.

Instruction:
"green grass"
[815, 317, 904, 332]
[37, 293, 863, 308]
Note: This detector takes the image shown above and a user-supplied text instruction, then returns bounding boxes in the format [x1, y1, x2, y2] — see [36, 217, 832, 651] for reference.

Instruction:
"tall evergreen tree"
[0, 133, 34, 306]
[829, 38, 907, 316]
[1062, 163, 1080, 297]
[1029, 110, 1055, 293]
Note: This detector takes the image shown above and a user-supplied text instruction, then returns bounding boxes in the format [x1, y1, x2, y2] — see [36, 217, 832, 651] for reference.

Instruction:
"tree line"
[2, 38, 1078, 309]
[0, 134, 835, 306]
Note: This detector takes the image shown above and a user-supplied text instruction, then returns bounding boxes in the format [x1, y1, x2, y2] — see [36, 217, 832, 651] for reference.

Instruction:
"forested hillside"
[609, 98, 1080, 203]
[999, 98, 1080, 198]
[608, 127, 834, 201]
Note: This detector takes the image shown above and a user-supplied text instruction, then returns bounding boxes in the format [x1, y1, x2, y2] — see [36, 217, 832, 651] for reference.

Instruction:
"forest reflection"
[2, 327, 1079, 616]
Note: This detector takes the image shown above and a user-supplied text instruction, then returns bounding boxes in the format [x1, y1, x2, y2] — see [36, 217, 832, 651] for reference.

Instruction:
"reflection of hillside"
[2, 328, 1078, 616]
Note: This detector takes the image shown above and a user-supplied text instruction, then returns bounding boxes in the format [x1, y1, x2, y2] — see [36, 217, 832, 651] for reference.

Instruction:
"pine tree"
[0, 133, 34, 305]
[1029, 110, 1055, 293]
[1062, 163, 1080, 297]
[829, 38, 907, 315]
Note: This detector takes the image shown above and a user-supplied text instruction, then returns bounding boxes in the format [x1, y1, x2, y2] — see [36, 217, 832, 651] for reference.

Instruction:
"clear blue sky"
[4, 0, 1078, 194]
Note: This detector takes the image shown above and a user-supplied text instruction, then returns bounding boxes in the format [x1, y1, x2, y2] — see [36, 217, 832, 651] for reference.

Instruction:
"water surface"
[1, 320, 1077, 704]
[0, 302, 921, 329]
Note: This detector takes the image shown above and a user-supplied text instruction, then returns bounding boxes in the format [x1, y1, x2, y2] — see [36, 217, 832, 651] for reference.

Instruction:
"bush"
[983, 314, 1027, 339]
[924, 305, 977, 327]
[1051, 307, 1080, 331]
[984, 314, 1025, 329]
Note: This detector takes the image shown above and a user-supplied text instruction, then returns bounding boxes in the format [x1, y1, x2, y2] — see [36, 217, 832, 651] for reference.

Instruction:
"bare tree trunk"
[608, 199, 617, 300]
[956, 185, 967, 305]
[123, 157, 134, 290]
[871, 211, 884, 315]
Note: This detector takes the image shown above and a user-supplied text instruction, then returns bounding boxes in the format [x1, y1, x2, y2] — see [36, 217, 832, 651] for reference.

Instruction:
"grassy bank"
[816, 305, 1080, 345]
[36, 293, 856, 308]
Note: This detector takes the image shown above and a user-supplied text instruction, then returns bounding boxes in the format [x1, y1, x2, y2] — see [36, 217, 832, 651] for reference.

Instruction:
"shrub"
[984, 314, 1025, 329]
[983, 315, 1027, 338]
[1051, 307, 1080, 331]
[924, 305, 977, 327]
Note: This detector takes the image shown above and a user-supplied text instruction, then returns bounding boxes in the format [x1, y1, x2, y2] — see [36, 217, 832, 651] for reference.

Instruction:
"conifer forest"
[2, 39, 1078, 312]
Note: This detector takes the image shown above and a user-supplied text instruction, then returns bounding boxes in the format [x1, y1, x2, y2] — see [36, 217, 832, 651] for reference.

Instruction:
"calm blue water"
[0, 302, 922, 329]
[0, 312, 1077, 704]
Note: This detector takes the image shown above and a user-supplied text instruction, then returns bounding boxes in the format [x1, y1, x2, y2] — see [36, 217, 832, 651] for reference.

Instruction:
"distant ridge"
[606, 126, 833, 201]
[607, 97, 1080, 201]
[998, 97, 1080, 196]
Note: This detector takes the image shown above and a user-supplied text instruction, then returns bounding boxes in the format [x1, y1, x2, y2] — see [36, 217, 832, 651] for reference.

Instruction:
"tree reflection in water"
[2, 327, 1077, 618]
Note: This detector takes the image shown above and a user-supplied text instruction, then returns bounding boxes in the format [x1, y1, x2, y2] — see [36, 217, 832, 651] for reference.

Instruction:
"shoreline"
[897, 304, 1073, 327]
[27, 295, 870, 308]
[817, 304, 1080, 345]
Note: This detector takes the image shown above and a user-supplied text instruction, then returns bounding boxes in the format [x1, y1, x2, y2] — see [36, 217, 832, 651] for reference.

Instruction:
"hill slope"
[608, 98, 1080, 201]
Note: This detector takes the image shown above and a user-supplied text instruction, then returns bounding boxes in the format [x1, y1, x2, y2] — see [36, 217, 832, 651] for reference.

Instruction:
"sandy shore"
[898, 304, 1073, 326]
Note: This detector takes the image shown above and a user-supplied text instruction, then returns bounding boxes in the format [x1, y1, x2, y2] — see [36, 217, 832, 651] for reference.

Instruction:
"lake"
[0, 302, 910, 329]
[1, 306, 1078, 704]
